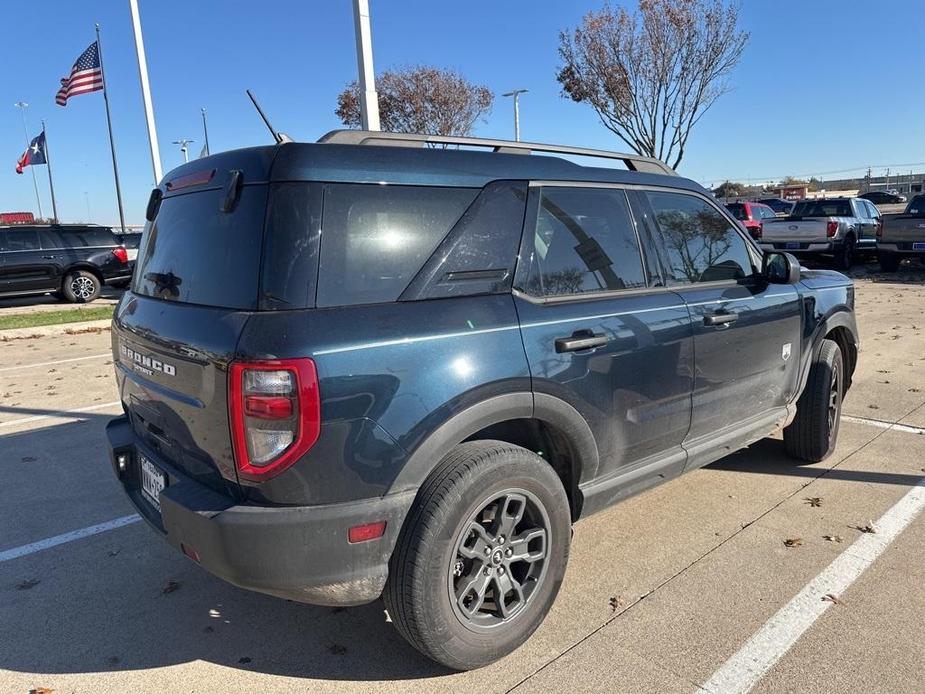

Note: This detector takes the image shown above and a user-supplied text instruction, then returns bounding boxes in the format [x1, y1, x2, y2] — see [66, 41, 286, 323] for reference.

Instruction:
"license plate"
[913, 242, 925, 251]
[786, 242, 800, 249]
[140, 455, 166, 511]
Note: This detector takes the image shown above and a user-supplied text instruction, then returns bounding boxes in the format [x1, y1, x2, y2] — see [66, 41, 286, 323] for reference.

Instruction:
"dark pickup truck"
[877, 194, 925, 271]
[106, 132, 858, 670]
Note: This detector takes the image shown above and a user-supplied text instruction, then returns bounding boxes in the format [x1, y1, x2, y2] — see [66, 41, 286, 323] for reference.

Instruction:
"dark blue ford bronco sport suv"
[106, 130, 858, 670]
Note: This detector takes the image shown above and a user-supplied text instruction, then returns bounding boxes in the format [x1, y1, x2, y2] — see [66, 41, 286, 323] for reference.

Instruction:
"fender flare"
[796, 308, 859, 399]
[388, 392, 599, 501]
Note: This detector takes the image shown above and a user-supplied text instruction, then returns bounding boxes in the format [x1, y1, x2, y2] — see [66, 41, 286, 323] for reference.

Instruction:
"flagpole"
[14, 101, 44, 220]
[95, 23, 127, 234]
[128, 0, 163, 184]
[41, 121, 59, 224]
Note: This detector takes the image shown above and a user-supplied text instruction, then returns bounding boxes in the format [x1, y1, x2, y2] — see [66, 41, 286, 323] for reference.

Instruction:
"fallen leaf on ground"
[783, 537, 803, 548]
[21, 456, 36, 463]
[852, 522, 877, 534]
[29, 688, 54, 694]
[821, 593, 843, 605]
[609, 595, 626, 612]
[804, 497, 823, 507]
[16, 579, 40, 590]
[822, 535, 843, 543]
[162, 580, 180, 594]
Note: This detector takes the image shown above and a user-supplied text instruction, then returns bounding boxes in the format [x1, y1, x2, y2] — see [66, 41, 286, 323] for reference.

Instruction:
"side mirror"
[763, 251, 801, 284]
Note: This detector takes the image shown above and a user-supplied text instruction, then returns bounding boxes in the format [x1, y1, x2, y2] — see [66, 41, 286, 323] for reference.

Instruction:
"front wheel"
[384, 441, 571, 670]
[784, 339, 843, 462]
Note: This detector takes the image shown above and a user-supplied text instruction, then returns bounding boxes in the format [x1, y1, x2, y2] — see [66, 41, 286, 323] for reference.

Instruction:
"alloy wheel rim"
[71, 276, 94, 300]
[448, 488, 550, 632]
[828, 367, 840, 439]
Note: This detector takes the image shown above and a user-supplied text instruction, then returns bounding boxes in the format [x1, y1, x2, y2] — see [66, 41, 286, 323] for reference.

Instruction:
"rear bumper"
[106, 416, 414, 606]
[760, 240, 836, 253]
[877, 243, 925, 254]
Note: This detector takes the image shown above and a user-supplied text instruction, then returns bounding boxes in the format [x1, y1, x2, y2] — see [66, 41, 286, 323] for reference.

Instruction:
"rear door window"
[519, 186, 646, 297]
[133, 185, 268, 309]
[316, 184, 477, 307]
[641, 191, 755, 285]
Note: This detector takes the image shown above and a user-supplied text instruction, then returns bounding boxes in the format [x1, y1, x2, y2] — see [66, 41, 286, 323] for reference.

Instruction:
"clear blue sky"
[3, 1, 923, 225]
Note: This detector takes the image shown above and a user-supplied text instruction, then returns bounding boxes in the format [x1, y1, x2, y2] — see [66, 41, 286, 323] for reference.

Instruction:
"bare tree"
[557, 0, 748, 168]
[336, 65, 493, 136]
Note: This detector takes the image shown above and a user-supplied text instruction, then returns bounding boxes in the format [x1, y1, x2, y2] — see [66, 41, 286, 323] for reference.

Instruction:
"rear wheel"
[784, 339, 843, 462]
[878, 252, 900, 272]
[835, 235, 855, 270]
[62, 270, 101, 303]
[384, 441, 571, 670]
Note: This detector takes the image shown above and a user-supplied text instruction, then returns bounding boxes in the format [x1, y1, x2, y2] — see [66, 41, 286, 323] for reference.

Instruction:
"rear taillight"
[112, 247, 128, 264]
[826, 221, 838, 237]
[228, 358, 321, 481]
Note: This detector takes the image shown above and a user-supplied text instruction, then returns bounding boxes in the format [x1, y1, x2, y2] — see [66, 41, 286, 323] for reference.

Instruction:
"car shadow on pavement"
[0, 408, 449, 683]
[710, 437, 921, 487]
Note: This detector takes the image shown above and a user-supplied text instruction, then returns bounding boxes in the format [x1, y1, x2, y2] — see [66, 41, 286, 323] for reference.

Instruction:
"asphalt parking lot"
[1, 266, 923, 694]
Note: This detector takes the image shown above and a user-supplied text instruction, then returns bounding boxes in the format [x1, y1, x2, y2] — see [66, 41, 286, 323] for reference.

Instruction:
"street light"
[14, 101, 44, 219]
[172, 139, 194, 163]
[502, 89, 528, 142]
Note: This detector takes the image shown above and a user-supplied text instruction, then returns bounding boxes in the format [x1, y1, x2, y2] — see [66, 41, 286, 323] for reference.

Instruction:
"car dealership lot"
[1, 270, 923, 694]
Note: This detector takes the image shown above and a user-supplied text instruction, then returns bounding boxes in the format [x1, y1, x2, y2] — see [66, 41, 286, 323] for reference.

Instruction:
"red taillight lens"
[112, 246, 128, 264]
[228, 358, 321, 482]
[826, 221, 838, 237]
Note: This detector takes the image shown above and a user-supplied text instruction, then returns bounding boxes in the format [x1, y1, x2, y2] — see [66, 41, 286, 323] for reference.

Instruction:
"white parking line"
[0, 400, 121, 429]
[0, 353, 110, 374]
[0, 514, 141, 563]
[700, 476, 925, 694]
[843, 414, 925, 436]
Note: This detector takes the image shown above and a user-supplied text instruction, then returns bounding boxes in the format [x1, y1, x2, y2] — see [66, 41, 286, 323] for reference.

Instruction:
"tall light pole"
[172, 139, 194, 163]
[352, 0, 380, 131]
[14, 102, 44, 219]
[200, 108, 210, 157]
[502, 89, 528, 142]
[129, 0, 163, 184]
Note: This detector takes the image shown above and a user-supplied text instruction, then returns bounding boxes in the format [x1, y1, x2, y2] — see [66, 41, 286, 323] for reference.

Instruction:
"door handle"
[555, 332, 608, 353]
[704, 312, 738, 326]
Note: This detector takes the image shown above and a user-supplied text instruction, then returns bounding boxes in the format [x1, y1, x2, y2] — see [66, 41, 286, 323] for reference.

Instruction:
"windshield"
[725, 203, 748, 221]
[790, 200, 852, 218]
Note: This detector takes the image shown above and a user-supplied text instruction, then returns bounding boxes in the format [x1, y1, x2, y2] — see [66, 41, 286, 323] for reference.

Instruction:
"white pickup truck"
[760, 197, 881, 269]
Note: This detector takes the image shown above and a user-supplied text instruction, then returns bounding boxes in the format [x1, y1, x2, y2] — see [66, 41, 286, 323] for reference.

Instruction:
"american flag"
[56, 41, 103, 106]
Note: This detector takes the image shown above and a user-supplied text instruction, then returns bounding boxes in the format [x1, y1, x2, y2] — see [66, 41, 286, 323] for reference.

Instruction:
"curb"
[0, 319, 112, 341]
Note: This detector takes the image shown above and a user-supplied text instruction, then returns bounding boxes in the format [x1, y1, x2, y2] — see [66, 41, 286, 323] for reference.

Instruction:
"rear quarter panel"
[235, 294, 531, 505]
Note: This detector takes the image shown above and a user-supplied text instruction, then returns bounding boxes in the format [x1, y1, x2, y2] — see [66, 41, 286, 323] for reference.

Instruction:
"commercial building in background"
[0, 212, 35, 224]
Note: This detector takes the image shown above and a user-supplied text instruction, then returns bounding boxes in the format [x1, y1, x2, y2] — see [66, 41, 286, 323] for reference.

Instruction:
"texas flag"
[15, 131, 47, 174]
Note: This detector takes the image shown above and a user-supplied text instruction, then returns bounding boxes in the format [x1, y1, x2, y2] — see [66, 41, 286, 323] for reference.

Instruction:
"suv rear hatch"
[113, 152, 277, 497]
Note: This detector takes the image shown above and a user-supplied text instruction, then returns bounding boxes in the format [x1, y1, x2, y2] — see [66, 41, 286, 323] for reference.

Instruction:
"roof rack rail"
[316, 130, 677, 176]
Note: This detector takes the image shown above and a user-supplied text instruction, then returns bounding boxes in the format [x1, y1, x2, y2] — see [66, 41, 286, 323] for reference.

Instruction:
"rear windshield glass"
[791, 200, 852, 217]
[725, 203, 748, 221]
[133, 185, 267, 309]
[317, 184, 477, 307]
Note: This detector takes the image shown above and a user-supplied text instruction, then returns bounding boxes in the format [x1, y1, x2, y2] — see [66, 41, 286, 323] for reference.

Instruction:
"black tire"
[384, 441, 571, 670]
[878, 252, 900, 272]
[62, 270, 101, 303]
[835, 235, 855, 270]
[784, 339, 843, 462]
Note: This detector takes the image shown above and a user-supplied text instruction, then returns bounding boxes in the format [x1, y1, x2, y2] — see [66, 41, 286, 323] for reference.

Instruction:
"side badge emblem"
[782, 343, 792, 361]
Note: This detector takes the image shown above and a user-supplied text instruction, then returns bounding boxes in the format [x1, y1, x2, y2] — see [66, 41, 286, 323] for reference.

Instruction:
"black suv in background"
[106, 131, 858, 670]
[0, 224, 132, 302]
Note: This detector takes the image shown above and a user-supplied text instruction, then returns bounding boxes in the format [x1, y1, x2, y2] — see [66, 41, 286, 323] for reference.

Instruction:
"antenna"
[246, 89, 292, 144]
